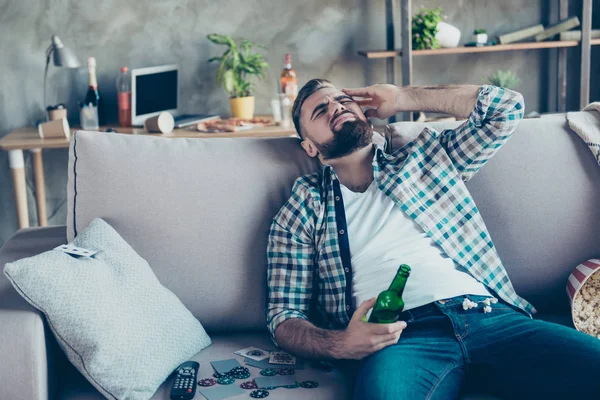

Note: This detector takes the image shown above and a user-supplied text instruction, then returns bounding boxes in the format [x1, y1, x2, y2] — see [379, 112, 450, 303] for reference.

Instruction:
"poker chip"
[213, 371, 231, 379]
[250, 389, 270, 398]
[277, 368, 295, 375]
[263, 386, 278, 390]
[299, 380, 319, 389]
[198, 378, 217, 387]
[283, 382, 300, 389]
[233, 371, 251, 380]
[217, 376, 235, 385]
[240, 380, 258, 389]
[231, 367, 251, 379]
[260, 368, 277, 376]
[230, 366, 249, 374]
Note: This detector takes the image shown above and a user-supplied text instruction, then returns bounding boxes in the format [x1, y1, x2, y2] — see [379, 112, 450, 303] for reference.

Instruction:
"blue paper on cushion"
[3, 217, 211, 400]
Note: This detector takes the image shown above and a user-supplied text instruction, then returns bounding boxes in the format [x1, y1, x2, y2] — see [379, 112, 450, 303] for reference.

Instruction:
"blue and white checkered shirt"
[266, 85, 536, 345]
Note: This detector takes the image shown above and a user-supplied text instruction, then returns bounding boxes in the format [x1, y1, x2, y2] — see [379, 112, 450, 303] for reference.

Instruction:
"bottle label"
[118, 92, 131, 110]
[283, 82, 298, 97]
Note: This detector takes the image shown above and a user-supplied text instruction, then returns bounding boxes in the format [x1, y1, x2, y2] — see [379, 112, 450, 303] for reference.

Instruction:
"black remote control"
[170, 361, 199, 400]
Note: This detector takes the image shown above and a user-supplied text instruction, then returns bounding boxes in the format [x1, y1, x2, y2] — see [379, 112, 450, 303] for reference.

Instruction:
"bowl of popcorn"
[567, 259, 600, 338]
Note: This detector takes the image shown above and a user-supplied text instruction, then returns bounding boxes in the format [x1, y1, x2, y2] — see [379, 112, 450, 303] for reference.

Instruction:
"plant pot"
[436, 21, 461, 48]
[476, 33, 488, 44]
[229, 96, 255, 119]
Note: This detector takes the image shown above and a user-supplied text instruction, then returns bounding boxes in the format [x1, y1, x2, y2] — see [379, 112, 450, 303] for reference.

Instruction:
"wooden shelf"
[359, 39, 600, 59]
[414, 40, 580, 55]
[358, 49, 400, 59]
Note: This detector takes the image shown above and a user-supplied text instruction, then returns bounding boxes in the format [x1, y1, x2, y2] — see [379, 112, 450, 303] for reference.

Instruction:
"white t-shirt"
[341, 180, 491, 312]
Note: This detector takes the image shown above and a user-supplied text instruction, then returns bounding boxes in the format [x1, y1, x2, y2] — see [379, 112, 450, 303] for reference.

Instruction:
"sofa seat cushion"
[57, 330, 510, 400]
[58, 331, 353, 400]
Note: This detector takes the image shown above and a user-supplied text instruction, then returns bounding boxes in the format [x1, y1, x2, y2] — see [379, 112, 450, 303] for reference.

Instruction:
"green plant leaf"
[232, 51, 240, 71]
[215, 50, 230, 86]
[487, 70, 520, 89]
[223, 69, 235, 96]
[207, 33, 231, 45]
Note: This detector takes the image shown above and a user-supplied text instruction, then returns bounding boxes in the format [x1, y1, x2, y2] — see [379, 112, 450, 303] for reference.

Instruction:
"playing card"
[197, 384, 244, 400]
[254, 375, 296, 389]
[234, 346, 270, 361]
[210, 358, 242, 374]
[54, 244, 98, 258]
[269, 351, 296, 365]
[244, 357, 305, 370]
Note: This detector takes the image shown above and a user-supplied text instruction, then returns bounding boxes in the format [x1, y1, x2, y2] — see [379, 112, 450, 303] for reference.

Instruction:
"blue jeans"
[353, 294, 600, 400]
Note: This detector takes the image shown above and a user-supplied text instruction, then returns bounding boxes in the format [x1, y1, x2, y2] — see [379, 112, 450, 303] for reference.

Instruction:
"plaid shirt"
[266, 85, 536, 345]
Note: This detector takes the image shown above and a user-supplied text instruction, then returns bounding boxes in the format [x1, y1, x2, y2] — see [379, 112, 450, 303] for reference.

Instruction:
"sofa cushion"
[4, 218, 211, 400]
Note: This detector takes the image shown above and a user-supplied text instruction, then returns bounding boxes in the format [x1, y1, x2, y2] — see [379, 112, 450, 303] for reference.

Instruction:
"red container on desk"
[117, 67, 131, 127]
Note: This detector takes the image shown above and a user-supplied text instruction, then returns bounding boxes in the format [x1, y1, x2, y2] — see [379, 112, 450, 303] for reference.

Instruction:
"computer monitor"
[131, 64, 179, 126]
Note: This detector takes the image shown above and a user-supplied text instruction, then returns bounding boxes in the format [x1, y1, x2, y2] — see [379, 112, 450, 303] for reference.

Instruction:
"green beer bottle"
[368, 264, 411, 323]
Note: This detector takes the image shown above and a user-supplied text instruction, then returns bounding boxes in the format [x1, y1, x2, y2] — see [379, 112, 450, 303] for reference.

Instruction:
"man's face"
[299, 87, 373, 160]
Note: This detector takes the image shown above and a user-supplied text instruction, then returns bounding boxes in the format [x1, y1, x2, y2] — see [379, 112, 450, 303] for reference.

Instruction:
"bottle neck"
[284, 63, 292, 70]
[388, 271, 409, 297]
[88, 68, 98, 89]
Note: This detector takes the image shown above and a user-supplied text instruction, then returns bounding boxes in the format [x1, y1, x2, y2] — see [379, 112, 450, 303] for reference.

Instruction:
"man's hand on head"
[344, 83, 481, 119]
[342, 84, 402, 120]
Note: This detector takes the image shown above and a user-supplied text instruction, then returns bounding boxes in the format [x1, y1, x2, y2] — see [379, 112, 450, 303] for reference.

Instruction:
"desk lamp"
[44, 35, 80, 120]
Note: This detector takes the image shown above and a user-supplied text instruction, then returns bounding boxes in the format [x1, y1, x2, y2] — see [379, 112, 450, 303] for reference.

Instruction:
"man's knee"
[353, 345, 463, 400]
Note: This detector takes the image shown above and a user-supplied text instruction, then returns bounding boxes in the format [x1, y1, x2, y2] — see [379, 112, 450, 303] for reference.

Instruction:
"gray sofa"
[1, 114, 599, 400]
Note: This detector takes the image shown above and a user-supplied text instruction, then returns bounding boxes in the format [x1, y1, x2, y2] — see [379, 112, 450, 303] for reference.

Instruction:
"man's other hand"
[339, 297, 407, 360]
[342, 84, 401, 120]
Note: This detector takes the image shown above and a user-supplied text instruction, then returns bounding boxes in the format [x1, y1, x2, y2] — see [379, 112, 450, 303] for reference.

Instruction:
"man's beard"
[314, 113, 373, 160]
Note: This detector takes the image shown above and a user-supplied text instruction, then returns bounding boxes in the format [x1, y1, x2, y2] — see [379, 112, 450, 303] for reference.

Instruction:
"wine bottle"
[84, 57, 105, 126]
[280, 53, 298, 103]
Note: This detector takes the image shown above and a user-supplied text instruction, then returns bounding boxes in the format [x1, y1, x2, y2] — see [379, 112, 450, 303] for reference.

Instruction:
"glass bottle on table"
[368, 264, 411, 323]
[116, 67, 131, 127]
[84, 57, 105, 126]
[280, 53, 298, 104]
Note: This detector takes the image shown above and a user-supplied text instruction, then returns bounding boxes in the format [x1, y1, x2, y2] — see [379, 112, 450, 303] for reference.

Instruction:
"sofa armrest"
[0, 308, 55, 400]
[0, 226, 68, 400]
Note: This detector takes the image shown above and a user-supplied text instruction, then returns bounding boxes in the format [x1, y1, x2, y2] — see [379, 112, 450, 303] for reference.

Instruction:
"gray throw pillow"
[3, 217, 211, 400]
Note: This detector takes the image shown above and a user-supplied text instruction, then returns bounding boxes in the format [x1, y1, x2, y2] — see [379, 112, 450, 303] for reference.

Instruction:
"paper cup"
[567, 259, 600, 338]
[37, 118, 70, 139]
[144, 112, 174, 134]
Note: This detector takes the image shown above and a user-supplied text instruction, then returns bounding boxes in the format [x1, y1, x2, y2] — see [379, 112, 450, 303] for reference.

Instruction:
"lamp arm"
[43, 45, 53, 121]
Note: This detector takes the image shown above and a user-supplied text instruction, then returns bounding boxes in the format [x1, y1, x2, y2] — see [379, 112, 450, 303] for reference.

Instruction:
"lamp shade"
[51, 35, 80, 68]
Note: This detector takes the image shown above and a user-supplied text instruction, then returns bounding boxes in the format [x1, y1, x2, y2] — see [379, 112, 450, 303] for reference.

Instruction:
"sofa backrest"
[67, 114, 600, 334]
[386, 115, 600, 313]
[67, 132, 318, 332]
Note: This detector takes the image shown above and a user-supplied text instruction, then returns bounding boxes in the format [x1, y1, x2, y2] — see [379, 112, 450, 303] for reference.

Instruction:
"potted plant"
[412, 7, 461, 49]
[207, 33, 270, 119]
[474, 29, 488, 44]
[487, 70, 520, 89]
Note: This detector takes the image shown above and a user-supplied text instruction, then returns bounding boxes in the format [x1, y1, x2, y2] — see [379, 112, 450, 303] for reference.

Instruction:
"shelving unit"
[359, 0, 596, 121]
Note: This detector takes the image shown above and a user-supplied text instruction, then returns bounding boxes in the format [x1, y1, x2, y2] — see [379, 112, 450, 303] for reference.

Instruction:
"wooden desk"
[0, 122, 297, 229]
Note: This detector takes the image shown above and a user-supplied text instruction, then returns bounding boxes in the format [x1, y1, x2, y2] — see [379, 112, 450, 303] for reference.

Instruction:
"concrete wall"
[0, 0, 597, 247]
